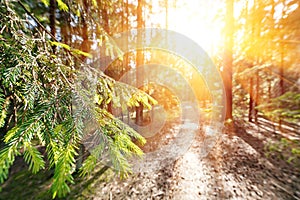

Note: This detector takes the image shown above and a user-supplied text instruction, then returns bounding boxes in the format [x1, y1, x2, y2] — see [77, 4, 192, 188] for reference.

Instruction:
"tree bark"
[279, 46, 284, 95]
[223, 0, 234, 120]
[254, 70, 259, 123]
[81, 0, 90, 57]
[249, 77, 253, 122]
[49, 0, 56, 51]
[135, 0, 144, 125]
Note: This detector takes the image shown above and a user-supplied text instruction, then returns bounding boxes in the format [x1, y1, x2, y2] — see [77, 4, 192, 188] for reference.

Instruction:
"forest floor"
[85, 119, 300, 200]
[1, 118, 300, 200]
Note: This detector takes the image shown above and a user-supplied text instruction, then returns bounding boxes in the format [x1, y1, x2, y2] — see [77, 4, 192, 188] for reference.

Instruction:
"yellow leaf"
[97, 38, 102, 47]
[50, 41, 71, 50]
[56, 0, 68, 11]
[92, 0, 98, 7]
[72, 49, 93, 58]
[40, 0, 50, 6]
[76, 9, 81, 17]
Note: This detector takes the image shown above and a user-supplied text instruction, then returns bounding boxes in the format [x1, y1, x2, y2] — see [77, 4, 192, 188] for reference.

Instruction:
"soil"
[88, 119, 300, 200]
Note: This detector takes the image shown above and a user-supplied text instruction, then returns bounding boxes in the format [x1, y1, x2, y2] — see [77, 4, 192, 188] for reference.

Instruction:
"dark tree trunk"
[278, 44, 284, 129]
[60, 0, 71, 45]
[223, 0, 234, 120]
[135, 0, 144, 125]
[254, 70, 259, 123]
[49, 0, 56, 51]
[100, 1, 112, 113]
[279, 47, 284, 95]
[268, 74, 272, 102]
[81, 0, 90, 58]
[102, 5, 110, 34]
[249, 77, 253, 122]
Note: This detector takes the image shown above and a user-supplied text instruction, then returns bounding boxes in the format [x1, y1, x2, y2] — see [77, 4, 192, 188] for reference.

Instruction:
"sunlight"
[149, 0, 224, 55]
[169, 1, 223, 55]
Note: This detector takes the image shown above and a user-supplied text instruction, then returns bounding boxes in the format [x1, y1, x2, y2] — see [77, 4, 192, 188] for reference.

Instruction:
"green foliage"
[56, 0, 68, 11]
[72, 48, 93, 58]
[50, 41, 71, 50]
[40, 0, 50, 7]
[0, 146, 19, 183]
[40, 0, 68, 11]
[0, 93, 9, 128]
[257, 91, 300, 123]
[51, 143, 78, 198]
[265, 138, 300, 168]
[0, 2, 156, 198]
[127, 90, 157, 109]
[23, 142, 45, 174]
[50, 41, 93, 58]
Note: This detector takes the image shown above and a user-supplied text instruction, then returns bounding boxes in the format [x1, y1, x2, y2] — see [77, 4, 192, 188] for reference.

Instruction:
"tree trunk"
[60, 11, 70, 45]
[249, 77, 253, 122]
[279, 46, 284, 95]
[223, 0, 234, 120]
[49, 0, 56, 51]
[278, 44, 284, 129]
[81, 0, 90, 60]
[268, 73, 272, 102]
[254, 70, 259, 123]
[135, 0, 144, 125]
[101, 1, 112, 113]
[279, 0, 286, 97]
[102, 5, 110, 34]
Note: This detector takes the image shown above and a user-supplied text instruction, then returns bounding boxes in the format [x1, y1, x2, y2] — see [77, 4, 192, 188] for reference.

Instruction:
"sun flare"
[149, 0, 224, 55]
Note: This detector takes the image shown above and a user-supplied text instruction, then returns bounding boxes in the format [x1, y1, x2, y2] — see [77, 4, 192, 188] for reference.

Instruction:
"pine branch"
[0, 146, 19, 183]
[0, 2, 158, 198]
[23, 142, 45, 174]
[51, 143, 77, 198]
[0, 94, 10, 128]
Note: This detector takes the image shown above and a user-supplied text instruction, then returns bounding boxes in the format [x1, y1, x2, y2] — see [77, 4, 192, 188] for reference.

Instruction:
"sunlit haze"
[149, 0, 224, 55]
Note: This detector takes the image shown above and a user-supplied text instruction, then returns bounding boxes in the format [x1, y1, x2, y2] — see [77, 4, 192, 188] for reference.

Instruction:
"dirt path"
[90, 120, 300, 200]
[172, 135, 293, 199]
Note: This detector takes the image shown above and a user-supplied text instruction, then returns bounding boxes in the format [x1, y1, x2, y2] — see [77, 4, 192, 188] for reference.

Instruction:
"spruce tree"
[0, 1, 156, 198]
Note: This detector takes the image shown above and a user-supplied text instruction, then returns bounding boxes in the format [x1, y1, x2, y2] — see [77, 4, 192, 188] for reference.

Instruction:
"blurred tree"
[135, 0, 144, 125]
[234, 0, 300, 126]
[223, 0, 234, 120]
